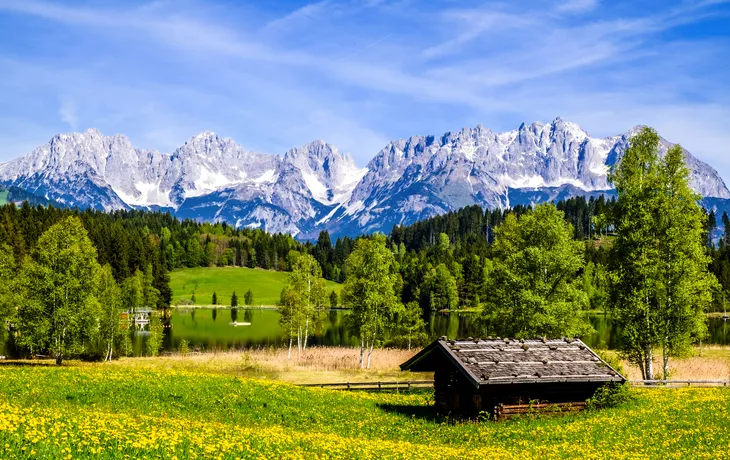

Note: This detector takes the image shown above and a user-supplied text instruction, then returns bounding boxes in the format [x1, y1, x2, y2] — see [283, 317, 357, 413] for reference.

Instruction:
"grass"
[616, 345, 730, 381]
[0, 189, 7, 206]
[104, 347, 422, 384]
[1, 359, 729, 459]
[109, 345, 730, 383]
[169, 266, 343, 306]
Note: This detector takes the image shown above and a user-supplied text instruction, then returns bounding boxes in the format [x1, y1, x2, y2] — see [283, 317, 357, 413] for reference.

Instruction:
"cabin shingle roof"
[401, 338, 625, 387]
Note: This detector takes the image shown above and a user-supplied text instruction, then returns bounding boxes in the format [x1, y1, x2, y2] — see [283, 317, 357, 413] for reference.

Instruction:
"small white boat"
[229, 321, 252, 327]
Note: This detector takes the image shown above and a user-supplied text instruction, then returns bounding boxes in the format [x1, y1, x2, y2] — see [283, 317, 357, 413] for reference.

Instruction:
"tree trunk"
[638, 350, 646, 381]
[366, 339, 374, 369]
[303, 318, 309, 352]
[359, 338, 365, 369]
[644, 345, 653, 381]
[288, 336, 292, 360]
[297, 326, 302, 354]
[662, 345, 669, 380]
[700, 339, 702, 357]
[106, 329, 114, 362]
[55, 352, 63, 366]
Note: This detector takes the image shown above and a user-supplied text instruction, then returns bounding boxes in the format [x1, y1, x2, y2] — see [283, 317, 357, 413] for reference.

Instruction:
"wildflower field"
[1, 364, 729, 459]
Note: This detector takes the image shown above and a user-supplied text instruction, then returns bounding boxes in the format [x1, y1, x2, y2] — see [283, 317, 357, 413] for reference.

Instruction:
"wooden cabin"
[400, 337, 625, 419]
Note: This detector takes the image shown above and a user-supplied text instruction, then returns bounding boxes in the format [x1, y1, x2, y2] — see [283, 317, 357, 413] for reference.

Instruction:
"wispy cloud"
[556, 0, 600, 13]
[262, 1, 332, 33]
[58, 97, 78, 129]
[421, 10, 534, 60]
[0, 0, 728, 180]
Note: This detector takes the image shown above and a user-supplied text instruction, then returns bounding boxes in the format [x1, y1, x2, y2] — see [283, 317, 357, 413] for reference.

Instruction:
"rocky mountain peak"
[1, 119, 728, 238]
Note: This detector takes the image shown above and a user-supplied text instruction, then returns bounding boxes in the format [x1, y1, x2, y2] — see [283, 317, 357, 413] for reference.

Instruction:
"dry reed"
[108, 346, 425, 384]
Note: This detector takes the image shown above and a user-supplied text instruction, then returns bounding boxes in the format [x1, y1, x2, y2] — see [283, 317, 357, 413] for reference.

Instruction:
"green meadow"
[1, 363, 729, 459]
[169, 266, 342, 306]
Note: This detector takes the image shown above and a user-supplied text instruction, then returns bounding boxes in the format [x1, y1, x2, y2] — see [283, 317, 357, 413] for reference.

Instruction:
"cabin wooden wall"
[434, 366, 482, 417]
[435, 366, 604, 418]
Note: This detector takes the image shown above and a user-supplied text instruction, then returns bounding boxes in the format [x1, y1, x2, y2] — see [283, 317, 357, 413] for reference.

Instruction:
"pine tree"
[244, 289, 254, 306]
[423, 264, 459, 311]
[231, 291, 238, 308]
[0, 244, 18, 345]
[211, 291, 218, 305]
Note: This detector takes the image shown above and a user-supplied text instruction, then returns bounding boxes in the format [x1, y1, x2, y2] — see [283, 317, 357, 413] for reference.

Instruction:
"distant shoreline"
[170, 305, 351, 311]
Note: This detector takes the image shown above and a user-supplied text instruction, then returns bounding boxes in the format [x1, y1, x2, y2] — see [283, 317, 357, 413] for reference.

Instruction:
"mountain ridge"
[1, 118, 728, 237]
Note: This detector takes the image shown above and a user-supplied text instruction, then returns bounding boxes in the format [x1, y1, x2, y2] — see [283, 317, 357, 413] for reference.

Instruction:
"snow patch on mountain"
[321, 117, 730, 237]
[1, 118, 728, 238]
[253, 169, 277, 184]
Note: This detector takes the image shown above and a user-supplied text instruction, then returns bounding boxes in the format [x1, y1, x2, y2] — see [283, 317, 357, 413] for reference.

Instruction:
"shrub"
[179, 339, 190, 355]
[586, 382, 631, 410]
[594, 349, 626, 377]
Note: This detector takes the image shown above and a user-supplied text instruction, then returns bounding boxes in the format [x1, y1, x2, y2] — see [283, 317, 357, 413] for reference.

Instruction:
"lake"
[147, 308, 730, 355]
[4, 308, 729, 357]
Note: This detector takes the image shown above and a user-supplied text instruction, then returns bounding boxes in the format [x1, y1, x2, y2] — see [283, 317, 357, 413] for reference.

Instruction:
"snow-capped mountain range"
[1, 118, 728, 238]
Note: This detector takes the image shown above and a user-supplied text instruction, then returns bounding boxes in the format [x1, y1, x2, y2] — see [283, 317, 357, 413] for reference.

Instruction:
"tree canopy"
[342, 234, 402, 368]
[16, 217, 102, 364]
[609, 127, 718, 379]
[481, 204, 590, 338]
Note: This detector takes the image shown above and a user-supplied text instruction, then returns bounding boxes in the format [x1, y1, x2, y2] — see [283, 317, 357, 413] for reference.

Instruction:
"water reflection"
[142, 309, 730, 355]
[3, 309, 729, 357]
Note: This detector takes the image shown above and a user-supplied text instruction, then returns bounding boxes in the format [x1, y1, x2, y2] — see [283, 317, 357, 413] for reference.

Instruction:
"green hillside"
[169, 266, 342, 306]
[0, 189, 7, 205]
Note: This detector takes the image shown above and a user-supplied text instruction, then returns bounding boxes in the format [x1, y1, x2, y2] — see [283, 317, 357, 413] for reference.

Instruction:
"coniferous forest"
[2, 185, 729, 318]
[2, 129, 730, 370]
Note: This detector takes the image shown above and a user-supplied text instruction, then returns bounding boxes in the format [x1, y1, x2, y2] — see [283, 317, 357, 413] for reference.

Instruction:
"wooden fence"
[298, 379, 730, 391]
[628, 380, 730, 387]
[298, 380, 433, 391]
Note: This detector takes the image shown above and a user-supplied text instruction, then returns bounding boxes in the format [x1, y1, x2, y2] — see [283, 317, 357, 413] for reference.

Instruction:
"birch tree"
[609, 127, 664, 380]
[16, 217, 101, 365]
[655, 144, 717, 379]
[396, 301, 427, 350]
[343, 234, 402, 368]
[609, 127, 716, 380]
[278, 285, 298, 359]
[277, 254, 327, 357]
[98, 264, 123, 361]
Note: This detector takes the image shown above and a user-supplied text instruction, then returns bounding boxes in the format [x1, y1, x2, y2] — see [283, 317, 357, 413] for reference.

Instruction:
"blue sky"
[0, 0, 729, 178]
